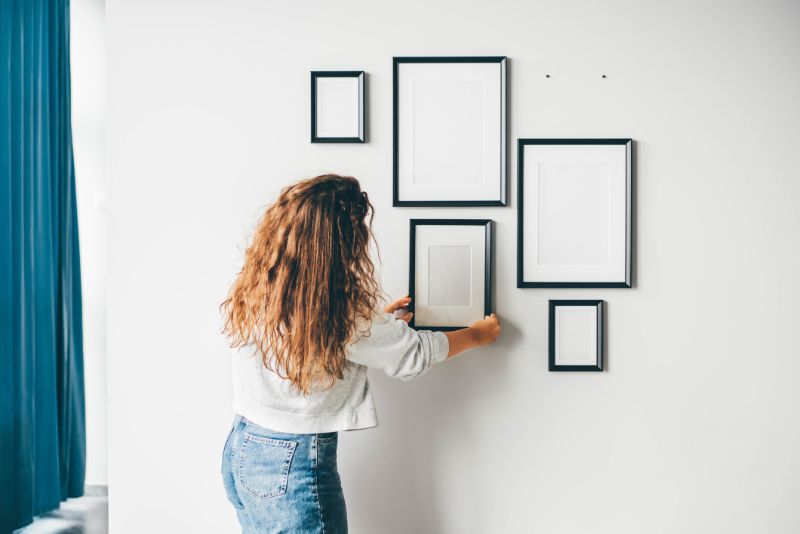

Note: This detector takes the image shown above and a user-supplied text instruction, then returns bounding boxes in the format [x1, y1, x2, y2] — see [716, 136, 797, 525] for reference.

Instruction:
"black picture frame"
[408, 219, 493, 331]
[517, 138, 633, 288]
[393, 57, 507, 207]
[310, 71, 365, 143]
[548, 300, 604, 372]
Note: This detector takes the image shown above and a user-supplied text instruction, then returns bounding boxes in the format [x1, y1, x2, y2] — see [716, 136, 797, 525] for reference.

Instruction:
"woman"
[220, 174, 501, 533]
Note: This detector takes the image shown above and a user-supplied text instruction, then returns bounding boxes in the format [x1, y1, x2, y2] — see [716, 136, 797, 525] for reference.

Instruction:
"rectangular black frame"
[408, 219, 493, 331]
[548, 300, 604, 372]
[393, 57, 507, 207]
[310, 71, 365, 143]
[517, 138, 633, 288]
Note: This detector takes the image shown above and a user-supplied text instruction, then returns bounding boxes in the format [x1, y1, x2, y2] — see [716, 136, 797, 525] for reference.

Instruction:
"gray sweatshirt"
[231, 313, 450, 433]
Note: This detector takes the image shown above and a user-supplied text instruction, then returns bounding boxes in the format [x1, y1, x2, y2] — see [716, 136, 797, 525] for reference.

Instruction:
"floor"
[15, 487, 108, 534]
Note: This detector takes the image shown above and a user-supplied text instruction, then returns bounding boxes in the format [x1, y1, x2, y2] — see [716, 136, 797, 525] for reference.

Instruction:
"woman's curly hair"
[221, 174, 382, 394]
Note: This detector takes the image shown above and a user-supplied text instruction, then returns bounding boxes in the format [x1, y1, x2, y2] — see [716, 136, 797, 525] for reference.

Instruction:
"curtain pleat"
[0, 0, 86, 531]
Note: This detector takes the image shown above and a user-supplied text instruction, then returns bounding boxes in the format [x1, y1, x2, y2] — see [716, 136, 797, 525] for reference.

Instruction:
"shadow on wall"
[342, 319, 521, 534]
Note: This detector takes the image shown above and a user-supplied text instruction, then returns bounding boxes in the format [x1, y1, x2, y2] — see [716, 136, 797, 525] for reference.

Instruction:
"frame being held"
[409, 219, 493, 331]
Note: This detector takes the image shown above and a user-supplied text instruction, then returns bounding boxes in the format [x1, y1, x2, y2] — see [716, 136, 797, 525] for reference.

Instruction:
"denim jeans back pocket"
[238, 432, 297, 500]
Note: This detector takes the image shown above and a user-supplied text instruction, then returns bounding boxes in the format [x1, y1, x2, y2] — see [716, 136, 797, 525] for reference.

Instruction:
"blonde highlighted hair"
[221, 174, 381, 394]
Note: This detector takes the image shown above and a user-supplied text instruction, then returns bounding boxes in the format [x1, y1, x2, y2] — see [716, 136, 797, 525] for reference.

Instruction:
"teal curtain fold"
[0, 0, 87, 531]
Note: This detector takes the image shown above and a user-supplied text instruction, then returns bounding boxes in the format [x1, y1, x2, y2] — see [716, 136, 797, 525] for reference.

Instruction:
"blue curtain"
[0, 0, 86, 531]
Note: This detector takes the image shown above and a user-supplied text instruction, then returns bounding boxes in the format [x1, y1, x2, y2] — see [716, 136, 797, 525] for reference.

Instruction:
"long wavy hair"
[221, 174, 382, 394]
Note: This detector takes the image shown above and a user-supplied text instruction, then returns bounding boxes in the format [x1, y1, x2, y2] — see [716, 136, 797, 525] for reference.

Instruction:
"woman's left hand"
[385, 296, 413, 323]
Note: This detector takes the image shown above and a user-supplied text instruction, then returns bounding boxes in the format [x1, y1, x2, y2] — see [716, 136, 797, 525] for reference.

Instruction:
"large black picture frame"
[393, 57, 507, 207]
[408, 219, 493, 331]
[548, 300, 604, 372]
[310, 70, 365, 143]
[517, 138, 633, 288]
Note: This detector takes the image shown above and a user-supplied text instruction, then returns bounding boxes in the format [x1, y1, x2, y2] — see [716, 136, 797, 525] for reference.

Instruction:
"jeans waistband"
[234, 414, 338, 440]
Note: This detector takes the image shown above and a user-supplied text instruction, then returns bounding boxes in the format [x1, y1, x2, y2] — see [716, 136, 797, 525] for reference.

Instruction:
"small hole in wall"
[545, 74, 550, 78]
[602, 74, 607, 78]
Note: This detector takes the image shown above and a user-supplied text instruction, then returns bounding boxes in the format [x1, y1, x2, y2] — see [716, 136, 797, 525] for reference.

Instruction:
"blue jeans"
[221, 415, 348, 533]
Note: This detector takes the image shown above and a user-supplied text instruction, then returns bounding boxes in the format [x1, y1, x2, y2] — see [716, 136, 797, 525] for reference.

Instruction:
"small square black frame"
[408, 219, 493, 331]
[310, 71, 365, 143]
[548, 300, 604, 372]
[517, 138, 633, 288]
[393, 57, 507, 207]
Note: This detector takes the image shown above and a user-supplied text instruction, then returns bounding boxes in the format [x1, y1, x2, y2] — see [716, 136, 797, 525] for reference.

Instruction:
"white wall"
[71, 0, 108, 486]
[107, 1, 800, 532]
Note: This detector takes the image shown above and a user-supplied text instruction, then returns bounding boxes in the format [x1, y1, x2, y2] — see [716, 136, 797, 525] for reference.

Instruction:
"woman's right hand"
[469, 314, 501, 347]
[443, 313, 501, 358]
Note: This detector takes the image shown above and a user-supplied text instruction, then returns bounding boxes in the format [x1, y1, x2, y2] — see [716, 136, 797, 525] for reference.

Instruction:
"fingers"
[481, 313, 501, 343]
[385, 296, 412, 313]
[400, 311, 413, 324]
[390, 296, 411, 312]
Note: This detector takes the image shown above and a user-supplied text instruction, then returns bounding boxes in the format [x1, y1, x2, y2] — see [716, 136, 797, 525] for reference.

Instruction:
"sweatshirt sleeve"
[345, 313, 450, 380]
